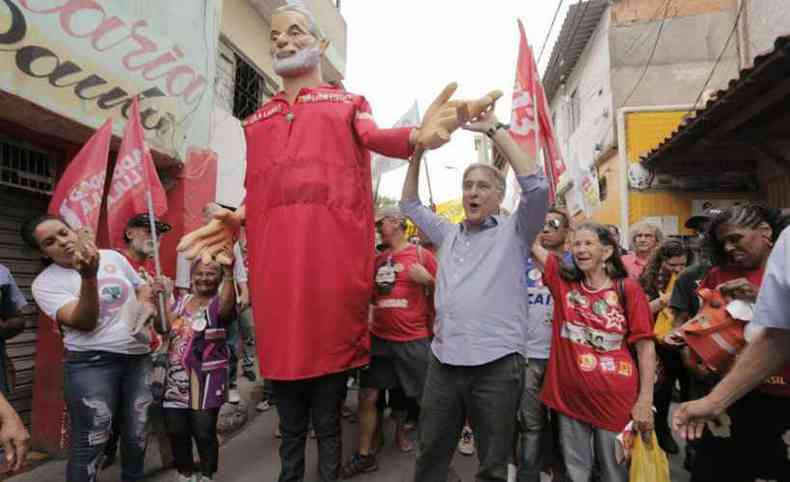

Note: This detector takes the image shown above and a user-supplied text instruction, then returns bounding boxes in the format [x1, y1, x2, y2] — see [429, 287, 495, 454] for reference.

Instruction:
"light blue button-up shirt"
[400, 174, 549, 366]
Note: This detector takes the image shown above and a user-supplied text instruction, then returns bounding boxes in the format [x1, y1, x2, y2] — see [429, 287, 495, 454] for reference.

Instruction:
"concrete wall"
[610, 8, 740, 109]
[745, 0, 790, 63]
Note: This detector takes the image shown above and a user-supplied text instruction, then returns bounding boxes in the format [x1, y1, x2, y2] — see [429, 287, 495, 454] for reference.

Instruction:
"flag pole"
[145, 189, 168, 333]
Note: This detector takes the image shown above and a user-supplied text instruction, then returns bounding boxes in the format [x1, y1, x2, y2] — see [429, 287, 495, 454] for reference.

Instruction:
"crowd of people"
[0, 4, 788, 482]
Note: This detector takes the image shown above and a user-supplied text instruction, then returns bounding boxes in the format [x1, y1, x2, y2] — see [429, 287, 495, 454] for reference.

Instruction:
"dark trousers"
[273, 372, 348, 482]
[415, 353, 525, 482]
[162, 407, 220, 477]
[654, 345, 689, 440]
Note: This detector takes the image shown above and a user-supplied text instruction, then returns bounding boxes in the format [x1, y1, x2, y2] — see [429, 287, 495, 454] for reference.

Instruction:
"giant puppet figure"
[178, 4, 500, 480]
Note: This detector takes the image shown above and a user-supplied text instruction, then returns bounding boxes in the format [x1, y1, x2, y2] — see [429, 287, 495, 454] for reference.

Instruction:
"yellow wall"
[221, 0, 277, 76]
[591, 152, 623, 227]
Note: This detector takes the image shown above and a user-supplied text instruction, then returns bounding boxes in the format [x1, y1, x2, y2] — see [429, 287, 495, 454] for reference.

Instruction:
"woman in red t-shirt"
[531, 222, 656, 482]
[674, 203, 790, 482]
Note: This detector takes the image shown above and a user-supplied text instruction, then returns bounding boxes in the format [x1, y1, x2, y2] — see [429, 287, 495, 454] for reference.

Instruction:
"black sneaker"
[340, 452, 378, 479]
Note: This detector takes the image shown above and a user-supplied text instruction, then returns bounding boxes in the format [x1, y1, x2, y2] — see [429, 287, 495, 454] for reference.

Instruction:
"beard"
[272, 45, 321, 77]
[132, 238, 155, 257]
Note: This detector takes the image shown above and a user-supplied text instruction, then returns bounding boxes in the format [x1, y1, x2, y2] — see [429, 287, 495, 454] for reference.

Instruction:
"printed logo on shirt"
[297, 92, 356, 104]
[592, 299, 610, 316]
[378, 299, 408, 309]
[599, 356, 616, 373]
[375, 263, 397, 295]
[605, 291, 620, 307]
[567, 290, 590, 308]
[98, 277, 130, 314]
[528, 292, 553, 307]
[617, 361, 633, 377]
[561, 322, 624, 352]
[578, 353, 597, 372]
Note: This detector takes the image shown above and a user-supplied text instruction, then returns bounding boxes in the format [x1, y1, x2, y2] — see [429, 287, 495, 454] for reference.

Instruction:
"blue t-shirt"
[753, 226, 790, 330]
[0, 264, 28, 395]
[523, 252, 572, 359]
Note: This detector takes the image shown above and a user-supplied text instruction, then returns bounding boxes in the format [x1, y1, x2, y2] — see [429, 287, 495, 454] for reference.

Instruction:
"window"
[598, 170, 608, 202]
[569, 88, 581, 133]
[0, 139, 56, 195]
[229, 51, 280, 121]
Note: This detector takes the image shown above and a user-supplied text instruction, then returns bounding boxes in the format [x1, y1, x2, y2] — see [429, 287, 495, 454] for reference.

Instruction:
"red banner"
[509, 19, 566, 201]
[47, 119, 112, 233]
[107, 98, 168, 250]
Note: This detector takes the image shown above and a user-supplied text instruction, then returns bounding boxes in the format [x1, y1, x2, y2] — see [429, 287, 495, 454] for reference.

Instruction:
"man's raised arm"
[400, 156, 452, 247]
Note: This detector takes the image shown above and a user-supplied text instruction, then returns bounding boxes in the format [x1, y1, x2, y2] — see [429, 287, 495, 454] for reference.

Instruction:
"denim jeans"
[272, 372, 348, 482]
[557, 413, 626, 482]
[517, 358, 548, 482]
[63, 350, 152, 482]
[415, 352, 525, 482]
[228, 306, 256, 385]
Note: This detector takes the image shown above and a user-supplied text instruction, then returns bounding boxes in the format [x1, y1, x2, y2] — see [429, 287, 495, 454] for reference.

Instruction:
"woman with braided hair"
[638, 240, 693, 455]
[673, 203, 790, 482]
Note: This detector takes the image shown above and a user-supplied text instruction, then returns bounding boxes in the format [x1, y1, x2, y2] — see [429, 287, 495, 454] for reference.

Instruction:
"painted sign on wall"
[0, 0, 219, 158]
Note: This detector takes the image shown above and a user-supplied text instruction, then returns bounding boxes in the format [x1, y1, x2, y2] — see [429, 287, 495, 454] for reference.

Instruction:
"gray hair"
[272, 3, 324, 40]
[629, 220, 664, 246]
[462, 163, 506, 194]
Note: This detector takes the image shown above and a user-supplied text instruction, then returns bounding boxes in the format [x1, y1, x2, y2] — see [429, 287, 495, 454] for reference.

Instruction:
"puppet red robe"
[243, 84, 414, 380]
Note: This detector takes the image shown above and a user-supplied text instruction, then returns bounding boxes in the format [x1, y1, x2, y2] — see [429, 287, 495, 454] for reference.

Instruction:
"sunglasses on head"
[543, 219, 563, 231]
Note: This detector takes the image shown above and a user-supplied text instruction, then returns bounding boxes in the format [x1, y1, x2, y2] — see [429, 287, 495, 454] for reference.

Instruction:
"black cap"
[684, 208, 724, 230]
[126, 213, 171, 234]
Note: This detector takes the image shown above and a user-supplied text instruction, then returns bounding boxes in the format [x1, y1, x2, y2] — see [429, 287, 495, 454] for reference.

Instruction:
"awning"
[640, 35, 790, 177]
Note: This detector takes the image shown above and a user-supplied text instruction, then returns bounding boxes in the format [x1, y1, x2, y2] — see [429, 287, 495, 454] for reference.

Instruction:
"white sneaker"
[457, 426, 475, 456]
[228, 388, 241, 404]
[175, 473, 196, 482]
[256, 399, 272, 412]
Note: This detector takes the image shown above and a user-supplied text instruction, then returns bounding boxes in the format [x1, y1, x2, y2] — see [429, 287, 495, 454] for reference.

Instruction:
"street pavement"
[9, 389, 692, 481]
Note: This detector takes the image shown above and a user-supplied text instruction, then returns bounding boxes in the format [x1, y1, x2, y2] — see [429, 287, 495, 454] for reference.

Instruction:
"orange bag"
[681, 288, 746, 373]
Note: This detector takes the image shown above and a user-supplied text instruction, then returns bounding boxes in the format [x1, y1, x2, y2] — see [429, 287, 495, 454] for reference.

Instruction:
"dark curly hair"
[705, 203, 790, 267]
[639, 239, 694, 300]
[560, 221, 628, 281]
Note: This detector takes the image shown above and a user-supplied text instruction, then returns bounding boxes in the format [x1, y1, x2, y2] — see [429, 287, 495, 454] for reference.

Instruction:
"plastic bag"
[629, 431, 670, 482]
[653, 274, 677, 340]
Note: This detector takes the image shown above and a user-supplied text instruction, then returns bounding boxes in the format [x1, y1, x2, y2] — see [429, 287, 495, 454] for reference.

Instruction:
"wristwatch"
[485, 122, 509, 138]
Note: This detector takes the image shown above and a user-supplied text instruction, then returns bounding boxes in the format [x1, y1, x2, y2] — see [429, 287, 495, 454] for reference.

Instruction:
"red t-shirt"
[540, 253, 654, 432]
[243, 85, 414, 380]
[372, 245, 437, 341]
[700, 266, 790, 397]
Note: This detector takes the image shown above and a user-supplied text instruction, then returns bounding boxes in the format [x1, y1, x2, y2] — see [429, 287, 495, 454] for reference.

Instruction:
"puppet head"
[270, 4, 329, 78]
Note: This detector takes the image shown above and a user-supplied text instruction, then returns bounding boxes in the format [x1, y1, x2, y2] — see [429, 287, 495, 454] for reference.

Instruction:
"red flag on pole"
[107, 98, 168, 250]
[509, 19, 567, 202]
[48, 119, 113, 233]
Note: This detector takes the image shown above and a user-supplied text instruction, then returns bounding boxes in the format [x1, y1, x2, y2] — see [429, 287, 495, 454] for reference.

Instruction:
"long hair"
[560, 222, 629, 282]
[639, 239, 694, 299]
[705, 203, 790, 267]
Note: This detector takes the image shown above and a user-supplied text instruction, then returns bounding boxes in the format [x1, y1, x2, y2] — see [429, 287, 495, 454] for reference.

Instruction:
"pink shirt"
[621, 253, 649, 279]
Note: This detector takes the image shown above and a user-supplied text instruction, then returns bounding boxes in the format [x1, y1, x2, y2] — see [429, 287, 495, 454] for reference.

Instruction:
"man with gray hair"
[622, 221, 664, 279]
[401, 110, 549, 482]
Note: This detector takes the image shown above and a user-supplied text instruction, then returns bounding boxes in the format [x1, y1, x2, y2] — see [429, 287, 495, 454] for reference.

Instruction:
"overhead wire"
[537, 0, 566, 65]
[684, 0, 747, 119]
[621, 0, 674, 106]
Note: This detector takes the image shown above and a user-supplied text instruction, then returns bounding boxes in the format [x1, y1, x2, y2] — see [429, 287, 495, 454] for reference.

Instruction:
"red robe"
[243, 84, 414, 380]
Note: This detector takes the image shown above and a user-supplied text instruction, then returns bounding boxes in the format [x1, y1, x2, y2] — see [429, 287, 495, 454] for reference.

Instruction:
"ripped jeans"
[63, 350, 152, 482]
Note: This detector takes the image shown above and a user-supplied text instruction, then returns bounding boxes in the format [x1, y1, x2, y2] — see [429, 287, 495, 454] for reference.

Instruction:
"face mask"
[273, 44, 321, 77]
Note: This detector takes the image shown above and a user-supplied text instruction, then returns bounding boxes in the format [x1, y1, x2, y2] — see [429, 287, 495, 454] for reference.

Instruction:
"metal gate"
[0, 137, 57, 429]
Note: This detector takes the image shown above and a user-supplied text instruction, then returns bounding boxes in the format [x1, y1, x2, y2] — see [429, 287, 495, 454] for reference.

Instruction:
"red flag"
[48, 119, 112, 233]
[106, 98, 168, 250]
[509, 19, 567, 201]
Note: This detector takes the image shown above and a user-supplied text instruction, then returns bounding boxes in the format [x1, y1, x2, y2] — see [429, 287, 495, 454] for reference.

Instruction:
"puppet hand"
[416, 87, 503, 150]
[177, 209, 243, 265]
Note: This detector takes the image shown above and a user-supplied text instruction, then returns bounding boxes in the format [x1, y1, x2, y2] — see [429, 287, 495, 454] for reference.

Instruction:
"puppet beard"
[273, 46, 321, 77]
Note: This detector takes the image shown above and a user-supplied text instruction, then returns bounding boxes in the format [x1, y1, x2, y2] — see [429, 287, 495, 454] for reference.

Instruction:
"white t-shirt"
[175, 242, 248, 289]
[32, 250, 149, 355]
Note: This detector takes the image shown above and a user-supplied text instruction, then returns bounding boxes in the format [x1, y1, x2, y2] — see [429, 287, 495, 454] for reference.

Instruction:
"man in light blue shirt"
[0, 264, 27, 396]
[401, 111, 549, 482]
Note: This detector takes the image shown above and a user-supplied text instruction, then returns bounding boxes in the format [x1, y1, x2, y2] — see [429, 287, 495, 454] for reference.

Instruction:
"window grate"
[0, 140, 56, 195]
[232, 53, 280, 120]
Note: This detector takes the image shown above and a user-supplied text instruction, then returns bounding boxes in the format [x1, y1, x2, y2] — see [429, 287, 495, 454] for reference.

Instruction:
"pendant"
[286, 112, 294, 122]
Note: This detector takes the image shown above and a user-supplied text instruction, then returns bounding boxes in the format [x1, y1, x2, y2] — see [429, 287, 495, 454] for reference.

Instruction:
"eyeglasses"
[543, 219, 563, 231]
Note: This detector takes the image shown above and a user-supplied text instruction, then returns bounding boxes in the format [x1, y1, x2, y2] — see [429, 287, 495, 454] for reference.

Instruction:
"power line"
[537, 0, 566, 64]
[685, 0, 746, 119]
[620, 0, 674, 60]
[622, 0, 673, 106]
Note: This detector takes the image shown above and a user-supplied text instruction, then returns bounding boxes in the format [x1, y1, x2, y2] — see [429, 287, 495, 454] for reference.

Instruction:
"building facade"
[542, 0, 782, 238]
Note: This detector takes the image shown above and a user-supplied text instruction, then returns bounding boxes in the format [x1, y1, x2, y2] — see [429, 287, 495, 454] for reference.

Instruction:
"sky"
[342, 0, 570, 204]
